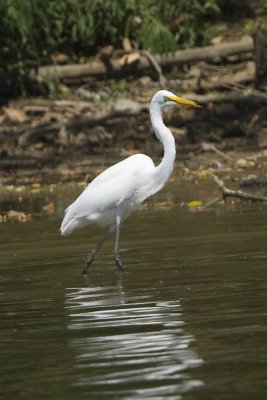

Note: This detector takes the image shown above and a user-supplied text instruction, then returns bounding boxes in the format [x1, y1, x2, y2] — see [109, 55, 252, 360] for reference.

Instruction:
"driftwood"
[37, 37, 253, 83]
[213, 175, 267, 202]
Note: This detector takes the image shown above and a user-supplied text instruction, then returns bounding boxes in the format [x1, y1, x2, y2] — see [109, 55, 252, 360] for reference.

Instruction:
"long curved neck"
[150, 102, 176, 191]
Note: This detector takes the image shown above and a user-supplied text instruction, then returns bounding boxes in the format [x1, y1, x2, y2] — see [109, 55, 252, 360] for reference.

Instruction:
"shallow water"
[1, 205, 267, 399]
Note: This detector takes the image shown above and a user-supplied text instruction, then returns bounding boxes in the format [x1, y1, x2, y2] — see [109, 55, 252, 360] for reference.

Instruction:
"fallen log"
[37, 37, 253, 82]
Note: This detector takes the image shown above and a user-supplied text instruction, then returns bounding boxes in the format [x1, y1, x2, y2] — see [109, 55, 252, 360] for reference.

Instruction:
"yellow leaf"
[187, 200, 202, 208]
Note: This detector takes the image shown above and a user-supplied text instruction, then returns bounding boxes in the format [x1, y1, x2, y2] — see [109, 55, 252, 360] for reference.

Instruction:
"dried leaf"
[42, 202, 55, 214]
[235, 159, 255, 168]
[211, 36, 223, 45]
[51, 53, 69, 64]
[3, 107, 28, 123]
[140, 201, 173, 210]
[40, 111, 60, 124]
[153, 201, 172, 209]
[119, 52, 140, 66]
[126, 52, 140, 65]
[0, 214, 8, 224]
[122, 37, 133, 51]
[31, 183, 41, 190]
[6, 210, 31, 222]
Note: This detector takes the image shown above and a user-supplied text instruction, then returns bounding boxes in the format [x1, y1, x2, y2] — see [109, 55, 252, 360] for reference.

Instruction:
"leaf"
[187, 200, 203, 208]
[3, 107, 28, 123]
[42, 202, 55, 214]
[122, 37, 133, 51]
[6, 210, 32, 223]
[119, 52, 140, 66]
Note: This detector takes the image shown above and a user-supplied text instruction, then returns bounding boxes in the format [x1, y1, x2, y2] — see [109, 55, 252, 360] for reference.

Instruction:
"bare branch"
[213, 175, 267, 202]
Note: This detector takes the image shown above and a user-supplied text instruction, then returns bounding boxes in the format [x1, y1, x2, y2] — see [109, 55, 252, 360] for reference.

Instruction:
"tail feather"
[60, 202, 91, 235]
[60, 205, 80, 236]
[60, 218, 80, 236]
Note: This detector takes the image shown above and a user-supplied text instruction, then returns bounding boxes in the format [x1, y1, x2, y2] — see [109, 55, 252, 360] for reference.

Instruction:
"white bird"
[60, 90, 201, 273]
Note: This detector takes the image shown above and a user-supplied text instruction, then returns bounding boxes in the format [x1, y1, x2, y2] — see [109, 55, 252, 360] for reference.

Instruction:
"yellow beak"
[168, 95, 202, 108]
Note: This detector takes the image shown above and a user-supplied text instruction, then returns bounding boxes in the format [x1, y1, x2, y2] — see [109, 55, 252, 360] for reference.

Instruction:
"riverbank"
[1, 145, 267, 224]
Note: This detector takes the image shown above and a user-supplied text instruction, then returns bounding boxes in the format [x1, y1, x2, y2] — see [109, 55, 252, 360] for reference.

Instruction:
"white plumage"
[60, 154, 154, 234]
[60, 90, 200, 273]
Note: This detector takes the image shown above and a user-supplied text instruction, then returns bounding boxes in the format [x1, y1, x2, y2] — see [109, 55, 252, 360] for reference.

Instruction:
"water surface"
[1, 205, 267, 399]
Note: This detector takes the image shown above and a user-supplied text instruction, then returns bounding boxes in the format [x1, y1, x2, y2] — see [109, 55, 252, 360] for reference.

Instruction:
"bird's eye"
[164, 96, 169, 103]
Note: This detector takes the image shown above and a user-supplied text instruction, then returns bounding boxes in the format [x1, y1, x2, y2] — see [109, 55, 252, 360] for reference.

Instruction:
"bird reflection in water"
[65, 279, 203, 399]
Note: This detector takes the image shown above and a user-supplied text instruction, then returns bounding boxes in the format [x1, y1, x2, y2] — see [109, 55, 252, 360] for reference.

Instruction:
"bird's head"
[152, 90, 201, 109]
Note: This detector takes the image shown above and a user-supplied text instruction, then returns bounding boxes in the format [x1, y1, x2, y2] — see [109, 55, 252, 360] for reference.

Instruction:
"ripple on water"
[65, 286, 203, 398]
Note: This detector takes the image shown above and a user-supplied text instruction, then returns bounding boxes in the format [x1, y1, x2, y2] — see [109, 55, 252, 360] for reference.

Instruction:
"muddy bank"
[1, 85, 267, 186]
[2, 145, 267, 225]
[1, 35, 267, 187]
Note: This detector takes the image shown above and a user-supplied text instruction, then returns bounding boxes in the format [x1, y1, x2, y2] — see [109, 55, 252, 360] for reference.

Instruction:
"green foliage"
[0, 0, 264, 98]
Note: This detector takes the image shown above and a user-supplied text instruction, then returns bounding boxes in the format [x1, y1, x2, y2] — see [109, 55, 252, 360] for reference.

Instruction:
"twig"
[203, 197, 221, 208]
[213, 174, 267, 202]
[201, 142, 234, 162]
[141, 50, 166, 87]
[194, 62, 267, 100]
[223, 81, 267, 101]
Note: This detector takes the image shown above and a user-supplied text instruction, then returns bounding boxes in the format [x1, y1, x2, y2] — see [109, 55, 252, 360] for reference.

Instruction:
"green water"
[1, 205, 267, 399]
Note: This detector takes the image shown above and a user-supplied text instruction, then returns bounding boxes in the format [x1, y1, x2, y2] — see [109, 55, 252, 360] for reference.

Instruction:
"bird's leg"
[114, 215, 123, 272]
[82, 226, 114, 274]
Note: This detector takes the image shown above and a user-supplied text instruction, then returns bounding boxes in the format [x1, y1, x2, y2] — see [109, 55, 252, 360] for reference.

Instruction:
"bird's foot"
[82, 263, 89, 275]
[114, 253, 123, 272]
[82, 253, 95, 275]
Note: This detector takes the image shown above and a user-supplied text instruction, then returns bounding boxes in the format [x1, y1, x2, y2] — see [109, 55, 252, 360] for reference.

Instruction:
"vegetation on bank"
[0, 0, 263, 98]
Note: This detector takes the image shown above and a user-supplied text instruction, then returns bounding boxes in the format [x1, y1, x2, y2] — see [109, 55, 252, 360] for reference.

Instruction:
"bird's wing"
[61, 154, 155, 235]
[89, 154, 153, 189]
[80, 154, 154, 210]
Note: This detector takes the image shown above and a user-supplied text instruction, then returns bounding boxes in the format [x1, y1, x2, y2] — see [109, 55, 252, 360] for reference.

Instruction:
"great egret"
[60, 90, 201, 273]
